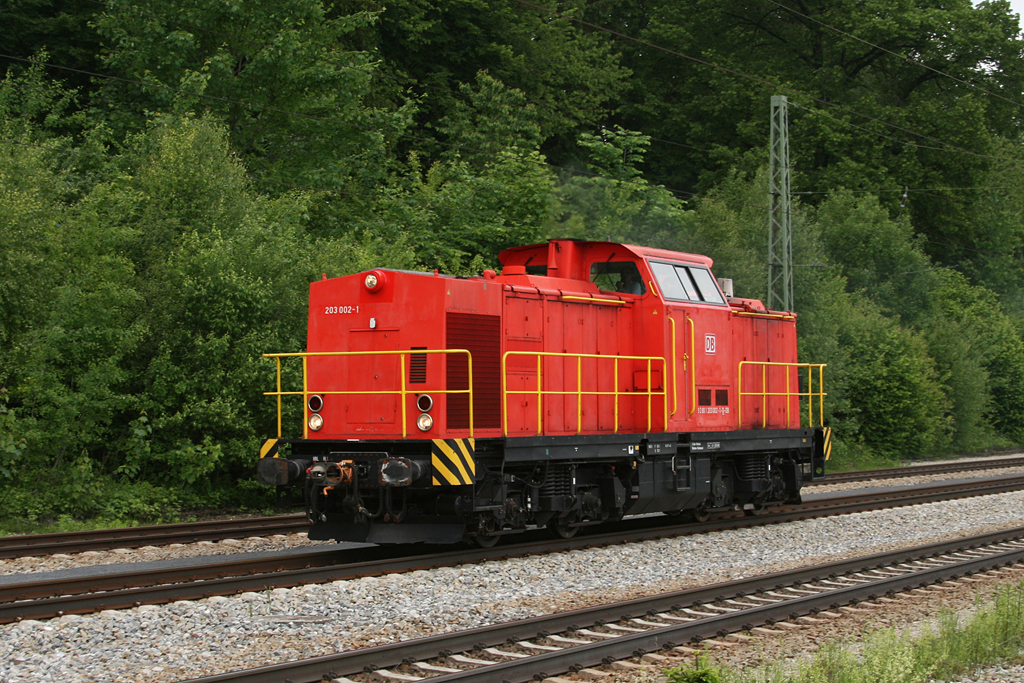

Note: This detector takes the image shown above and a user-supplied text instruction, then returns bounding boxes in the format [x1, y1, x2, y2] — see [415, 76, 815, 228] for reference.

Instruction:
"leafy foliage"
[1, 0, 1024, 523]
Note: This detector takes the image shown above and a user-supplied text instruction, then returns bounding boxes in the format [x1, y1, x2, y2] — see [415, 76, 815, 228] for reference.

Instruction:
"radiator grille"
[446, 312, 501, 430]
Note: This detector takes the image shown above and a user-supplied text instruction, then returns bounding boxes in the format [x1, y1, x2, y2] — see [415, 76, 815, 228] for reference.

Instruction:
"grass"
[666, 580, 1024, 683]
[0, 514, 166, 537]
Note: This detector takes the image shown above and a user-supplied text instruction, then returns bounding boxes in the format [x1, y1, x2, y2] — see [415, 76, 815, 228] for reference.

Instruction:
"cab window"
[651, 261, 725, 305]
[590, 261, 647, 295]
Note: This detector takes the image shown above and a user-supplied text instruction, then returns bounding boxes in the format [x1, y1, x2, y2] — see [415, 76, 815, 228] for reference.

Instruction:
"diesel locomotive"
[257, 239, 830, 546]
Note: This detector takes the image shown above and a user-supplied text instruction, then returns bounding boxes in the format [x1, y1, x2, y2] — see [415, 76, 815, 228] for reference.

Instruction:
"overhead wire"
[764, 0, 1024, 110]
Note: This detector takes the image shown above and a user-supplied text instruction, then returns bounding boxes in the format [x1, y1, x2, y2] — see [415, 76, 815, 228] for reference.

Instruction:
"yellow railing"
[502, 351, 668, 435]
[263, 350, 474, 439]
[737, 361, 827, 429]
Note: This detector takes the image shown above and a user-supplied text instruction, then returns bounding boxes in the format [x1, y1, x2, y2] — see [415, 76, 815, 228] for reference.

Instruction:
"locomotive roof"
[498, 240, 714, 268]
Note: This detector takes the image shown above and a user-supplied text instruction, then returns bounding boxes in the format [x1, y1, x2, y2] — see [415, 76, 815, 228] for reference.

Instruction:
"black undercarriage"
[258, 428, 828, 545]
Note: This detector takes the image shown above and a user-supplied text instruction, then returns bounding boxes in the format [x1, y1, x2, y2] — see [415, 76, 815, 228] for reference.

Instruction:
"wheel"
[743, 504, 767, 517]
[471, 533, 500, 548]
[688, 506, 711, 523]
[548, 515, 580, 539]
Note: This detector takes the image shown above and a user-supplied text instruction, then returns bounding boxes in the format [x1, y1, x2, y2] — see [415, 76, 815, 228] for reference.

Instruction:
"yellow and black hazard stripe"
[822, 426, 833, 461]
[431, 438, 476, 486]
[259, 438, 279, 459]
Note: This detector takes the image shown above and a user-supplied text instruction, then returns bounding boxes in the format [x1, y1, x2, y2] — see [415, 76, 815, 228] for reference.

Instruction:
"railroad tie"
[447, 654, 492, 666]
[657, 613, 696, 622]
[701, 604, 739, 612]
[483, 647, 531, 659]
[724, 599, 763, 608]
[412, 662, 461, 674]
[372, 670, 423, 682]
[517, 641, 563, 652]
[574, 629, 619, 639]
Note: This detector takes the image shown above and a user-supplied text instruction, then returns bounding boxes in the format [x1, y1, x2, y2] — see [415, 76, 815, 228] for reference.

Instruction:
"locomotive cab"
[258, 239, 829, 545]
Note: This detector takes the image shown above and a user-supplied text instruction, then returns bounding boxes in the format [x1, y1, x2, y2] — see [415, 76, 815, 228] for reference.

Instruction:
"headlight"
[308, 413, 324, 431]
[416, 413, 433, 432]
[364, 270, 386, 292]
[307, 394, 323, 412]
[416, 394, 433, 412]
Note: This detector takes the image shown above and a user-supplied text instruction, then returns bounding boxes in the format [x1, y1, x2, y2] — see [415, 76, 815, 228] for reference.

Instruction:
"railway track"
[0, 514, 309, 560]
[182, 526, 1024, 683]
[3, 473, 1023, 624]
[810, 453, 1024, 485]
[0, 453, 1020, 560]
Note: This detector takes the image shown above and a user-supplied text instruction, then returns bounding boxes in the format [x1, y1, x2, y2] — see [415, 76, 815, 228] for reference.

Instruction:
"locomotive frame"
[258, 239, 829, 545]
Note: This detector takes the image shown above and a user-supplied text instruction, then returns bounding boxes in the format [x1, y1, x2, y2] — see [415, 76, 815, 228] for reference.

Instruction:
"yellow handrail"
[737, 361, 826, 428]
[687, 317, 696, 418]
[263, 349, 474, 438]
[502, 351, 668, 435]
[669, 316, 678, 416]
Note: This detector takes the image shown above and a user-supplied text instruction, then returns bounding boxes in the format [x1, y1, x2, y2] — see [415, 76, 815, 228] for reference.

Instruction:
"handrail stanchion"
[466, 350, 474, 436]
[576, 355, 582, 434]
[819, 365, 825, 427]
[399, 353, 407, 438]
[275, 356, 283, 439]
[614, 358, 620, 433]
[688, 318, 696, 417]
[536, 355, 543, 435]
[302, 355, 309, 439]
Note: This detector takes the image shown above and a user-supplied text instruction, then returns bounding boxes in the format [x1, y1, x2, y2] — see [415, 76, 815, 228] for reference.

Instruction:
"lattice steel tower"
[768, 95, 793, 312]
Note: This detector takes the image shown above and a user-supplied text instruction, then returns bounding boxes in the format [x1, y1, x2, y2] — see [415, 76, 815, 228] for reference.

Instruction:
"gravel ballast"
[2, 489, 1024, 682]
[4, 464, 1023, 577]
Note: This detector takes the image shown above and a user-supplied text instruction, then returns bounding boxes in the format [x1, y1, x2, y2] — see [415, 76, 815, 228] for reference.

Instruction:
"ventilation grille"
[446, 312, 501, 430]
[409, 347, 427, 384]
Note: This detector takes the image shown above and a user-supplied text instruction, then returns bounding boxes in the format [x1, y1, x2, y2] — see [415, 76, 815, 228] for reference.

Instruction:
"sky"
[1012, 1, 1024, 25]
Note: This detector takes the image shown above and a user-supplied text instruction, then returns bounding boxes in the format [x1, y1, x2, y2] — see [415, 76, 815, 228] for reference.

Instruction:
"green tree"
[375, 0, 630, 158]
[93, 0, 411, 194]
[606, 0, 1024, 256]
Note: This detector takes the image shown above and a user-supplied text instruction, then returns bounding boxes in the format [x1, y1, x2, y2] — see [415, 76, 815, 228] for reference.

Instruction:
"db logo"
[705, 334, 717, 354]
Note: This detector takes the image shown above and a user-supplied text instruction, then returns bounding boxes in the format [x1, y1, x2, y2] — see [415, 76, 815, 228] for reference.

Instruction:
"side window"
[650, 262, 690, 301]
[689, 267, 726, 304]
[590, 261, 647, 295]
[650, 260, 726, 305]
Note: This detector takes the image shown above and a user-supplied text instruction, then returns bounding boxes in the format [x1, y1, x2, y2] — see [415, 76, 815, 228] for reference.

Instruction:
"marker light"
[308, 413, 324, 431]
[307, 395, 324, 413]
[416, 413, 433, 432]
[416, 394, 433, 412]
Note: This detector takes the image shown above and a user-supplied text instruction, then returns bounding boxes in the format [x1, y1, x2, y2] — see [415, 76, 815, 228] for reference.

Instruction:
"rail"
[737, 361, 826, 428]
[502, 351, 668, 435]
[263, 349, 474, 438]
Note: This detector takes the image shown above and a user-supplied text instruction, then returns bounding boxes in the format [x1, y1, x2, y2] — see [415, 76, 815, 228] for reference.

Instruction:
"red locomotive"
[258, 239, 830, 545]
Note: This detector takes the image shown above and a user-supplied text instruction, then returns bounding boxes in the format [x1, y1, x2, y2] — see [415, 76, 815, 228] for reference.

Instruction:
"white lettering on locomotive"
[705, 333, 716, 354]
[324, 305, 360, 314]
